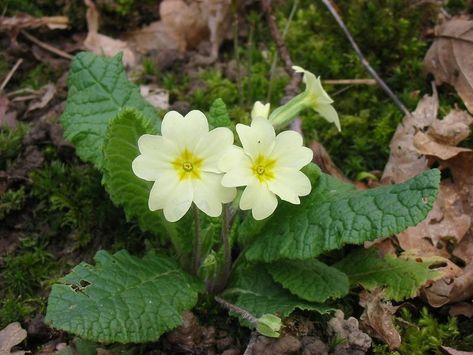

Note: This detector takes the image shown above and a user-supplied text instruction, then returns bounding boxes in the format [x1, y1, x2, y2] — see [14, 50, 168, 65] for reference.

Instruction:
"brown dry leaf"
[359, 289, 401, 350]
[27, 83, 56, 112]
[381, 88, 473, 306]
[442, 346, 473, 355]
[83, 0, 136, 67]
[0, 322, 27, 355]
[381, 91, 438, 184]
[448, 302, 473, 318]
[0, 95, 17, 129]
[414, 109, 473, 160]
[140, 85, 169, 111]
[424, 252, 473, 307]
[124, 21, 180, 55]
[125, 0, 235, 63]
[396, 182, 471, 257]
[424, 17, 473, 113]
[0, 14, 68, 32]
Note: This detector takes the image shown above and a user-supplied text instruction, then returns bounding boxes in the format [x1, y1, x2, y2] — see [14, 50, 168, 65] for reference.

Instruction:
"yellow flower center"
[172, 148, 203, 181]
[252, 155, 276, 183]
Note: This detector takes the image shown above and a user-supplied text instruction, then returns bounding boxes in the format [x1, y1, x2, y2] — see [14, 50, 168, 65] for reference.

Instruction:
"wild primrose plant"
[45, 52, 441, 343]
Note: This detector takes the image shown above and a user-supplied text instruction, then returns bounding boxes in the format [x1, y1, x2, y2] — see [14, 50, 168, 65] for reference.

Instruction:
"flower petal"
[195, 127, 234, 173]
[163, 180, 193, 222]
[293, 66, 333, 105]
[240, 183, 278, 220]
[148, 172, 179, 211]
[137, 134, 179, 157]
[269, 131, 313, 170]
[268, 168, 311, 204]
[221, 166, 253, 187]
[219, 146, 249, 172]
[148, 172, 193, 222]
[251, 101, 270, 120]
[132, 155, 168, 181]
[161, 111, 185, 142]
[316, 104, 341, 131]
[236, 117, 275, 159]
[161, 110, 210, 150]
[193, 173, 236, 217]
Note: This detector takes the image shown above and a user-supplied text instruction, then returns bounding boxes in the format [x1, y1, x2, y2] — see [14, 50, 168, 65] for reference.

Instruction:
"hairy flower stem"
[192, 205, 202, 276]
[208, 205, 234, 293]
[215, 296, 258, 325]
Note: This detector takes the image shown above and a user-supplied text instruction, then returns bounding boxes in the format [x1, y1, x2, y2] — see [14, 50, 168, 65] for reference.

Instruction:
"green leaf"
[246, 169, 440, 262]
[61, 52, 160, 169]
[45, 250, 200, 343]
[335, 248, 441, 301]
[207, 98, 232, 129]
[267, 259, 349, 303]
[222, 263, 332, 327]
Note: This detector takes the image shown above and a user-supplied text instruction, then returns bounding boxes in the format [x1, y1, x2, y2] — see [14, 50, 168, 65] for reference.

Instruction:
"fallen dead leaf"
[442, 346, 473, 355]
[0, 322, 27, 355]
[381, 88, 473, 307]
[448, 302, 473, 318]
[381, 91, 438, 184]
[125, 0, 237, 64]
[424, 259, 473, 307]
[359, 289, 401, 350]
[424, 17, 473, 113]
[396, 183, 471, 258]
[140, 85, 169, 111]
[83, 0, 136, 67]
[26, 83, 56, 112]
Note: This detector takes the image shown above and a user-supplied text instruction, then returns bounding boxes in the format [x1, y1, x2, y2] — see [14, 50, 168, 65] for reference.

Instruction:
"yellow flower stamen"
[172, 148, 203, 181]
[252, 155, 276, 183]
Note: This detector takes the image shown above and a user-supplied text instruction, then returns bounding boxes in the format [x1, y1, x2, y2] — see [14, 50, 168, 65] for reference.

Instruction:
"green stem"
[192, 205, 202, 276]
[269, 91, 307, 128]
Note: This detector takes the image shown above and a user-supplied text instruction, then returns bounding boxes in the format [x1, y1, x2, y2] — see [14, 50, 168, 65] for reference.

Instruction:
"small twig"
[215, 296, 258, 324]
[261, 0, 295, 78]
[20, 30, 73, 60]
[243, 331, 259, 355]
[320, 0, 411, 117]
[267, 0, 299, 101]
[0, 58, 22, 91]
[323, 79, 376, 85]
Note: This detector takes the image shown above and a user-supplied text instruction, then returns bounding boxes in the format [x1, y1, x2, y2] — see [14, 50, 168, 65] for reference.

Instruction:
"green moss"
[23, 64, 55, 90]
[399, 308, 459, 354]
[0, 297, 40, 329]
[0, 123, 29, 170]
[0, 187, 27, 220]
[1, 0, 43, 16]
[277, 0, 439, 176]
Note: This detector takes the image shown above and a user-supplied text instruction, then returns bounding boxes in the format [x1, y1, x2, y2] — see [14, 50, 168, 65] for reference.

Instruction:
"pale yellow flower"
[132, 110, 236, 222]
[269, 66, 340, 131]
[220, 117, 313, 220]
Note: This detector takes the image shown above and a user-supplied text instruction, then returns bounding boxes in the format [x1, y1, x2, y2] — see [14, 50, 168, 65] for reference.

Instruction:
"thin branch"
[320, 0, 410, 117]
[261, 0, 296, 78]
[21, 30, 73, 60]
[243, 331, 259, 355]
[215, 296, 258, 325]
[267, 0, 299, 101]
[323, 78, 376, 85]
[0, 58, 23, 91]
